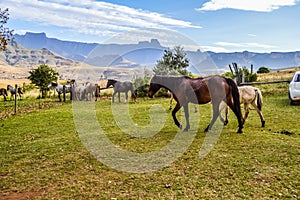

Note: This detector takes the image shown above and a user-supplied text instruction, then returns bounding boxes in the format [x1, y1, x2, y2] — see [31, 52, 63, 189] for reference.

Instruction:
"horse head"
[148, 75, 163, 98]
[106, 79, 117, 88]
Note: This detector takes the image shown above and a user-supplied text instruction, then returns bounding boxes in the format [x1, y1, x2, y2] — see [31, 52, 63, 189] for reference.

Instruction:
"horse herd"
[0, 75, 265, 133]
[47, 80, 101, 102]
[46, 79, 136, 102]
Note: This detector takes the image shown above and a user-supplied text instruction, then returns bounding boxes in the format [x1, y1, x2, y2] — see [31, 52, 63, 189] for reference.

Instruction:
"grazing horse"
[47, 82, 72, 101]
[148, 75, 244, 133]
[0, 88, 8, 101]
[95, 84, 101, 101]
[106, 79, 137, 103]
[224, 86, 265, 127]
[7, 85, 23, 100]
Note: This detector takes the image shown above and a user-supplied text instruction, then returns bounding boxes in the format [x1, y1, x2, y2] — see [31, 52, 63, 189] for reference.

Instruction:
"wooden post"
[63, 85, 66, 102]
[232, 63, 241, 86]
[70, 86, 73, 101]
[228, 64, 233, 74]
[14, 84, 17, 114]
[242, 67, 245, 84]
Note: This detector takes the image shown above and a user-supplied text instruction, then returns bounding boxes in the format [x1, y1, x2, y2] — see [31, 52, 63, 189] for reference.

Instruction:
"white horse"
[223, 86, 265, 127]
[47, 82, 72, 101]
[72, 81, 99, 101]
[84, 82, 99, 101]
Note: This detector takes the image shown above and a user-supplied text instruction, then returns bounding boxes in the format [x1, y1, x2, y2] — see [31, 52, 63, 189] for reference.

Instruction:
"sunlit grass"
[0, 89, 299, 199]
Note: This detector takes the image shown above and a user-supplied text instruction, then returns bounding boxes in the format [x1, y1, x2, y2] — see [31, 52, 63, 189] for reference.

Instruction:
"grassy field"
[0, 78, 299, 199]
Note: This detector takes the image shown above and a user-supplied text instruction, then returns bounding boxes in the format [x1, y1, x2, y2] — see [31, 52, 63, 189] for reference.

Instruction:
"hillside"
[14, 32, 300, 71]
[0, 42, 139, 81]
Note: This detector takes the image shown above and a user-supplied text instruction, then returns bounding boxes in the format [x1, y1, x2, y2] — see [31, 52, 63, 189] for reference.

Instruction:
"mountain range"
[2, 32, 300, 79]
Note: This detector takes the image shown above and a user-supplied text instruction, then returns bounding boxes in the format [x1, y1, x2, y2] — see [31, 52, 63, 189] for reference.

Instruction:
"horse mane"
[51, 82, 58, 87]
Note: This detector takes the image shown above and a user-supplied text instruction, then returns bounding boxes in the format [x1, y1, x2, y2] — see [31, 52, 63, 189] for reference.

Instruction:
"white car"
[289, 71, 300, 105]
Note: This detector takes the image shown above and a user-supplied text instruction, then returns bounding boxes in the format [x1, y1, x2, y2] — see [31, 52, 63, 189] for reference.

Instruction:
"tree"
[257, 66, 270, 74]
[133, 68, 152, 97]
[153, 46, 190, 76]
[0, 8, 14, 51]
[28, 64, 59, 98]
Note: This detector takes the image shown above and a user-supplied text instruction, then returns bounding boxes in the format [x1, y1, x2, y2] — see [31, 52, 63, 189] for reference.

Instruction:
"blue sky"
[1, 0, 300, 52]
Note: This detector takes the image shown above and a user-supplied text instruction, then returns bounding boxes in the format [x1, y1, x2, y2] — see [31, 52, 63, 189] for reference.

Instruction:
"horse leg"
[194, 105, 198, 113]
[118, 92, 121, 103]
[172, 102, 182, 129]
[58, 93, 62, 102]
[243, 103, 250, 123]
[251, 102, 265, 127]
[112, 91, 116, 103]
[125, 92, 128, 103]
[183, 104, 190, 131]
[222, 105, 229, 125]
[204, 101, 221, 132]
[218, 101, 228, 125]
[227, 97, 243, 133]
[131, 89, 137, 102]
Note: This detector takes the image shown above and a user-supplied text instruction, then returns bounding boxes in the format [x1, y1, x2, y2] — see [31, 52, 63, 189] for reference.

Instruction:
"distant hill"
[12, 32, 300, 73]
[0, 42, 139, 81]
[14, 32, 98, 61]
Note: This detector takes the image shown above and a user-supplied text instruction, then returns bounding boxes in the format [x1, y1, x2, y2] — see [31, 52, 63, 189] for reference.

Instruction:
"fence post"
[63, 85, 66, 102]
[70, 86, 73, 101]
[14, 84, 17, 115]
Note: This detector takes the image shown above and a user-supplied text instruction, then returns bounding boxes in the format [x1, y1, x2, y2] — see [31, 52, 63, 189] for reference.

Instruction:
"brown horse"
[0, 88, 8, 101]
[167, 90, 198, 113]
[148, 75, 244, 133]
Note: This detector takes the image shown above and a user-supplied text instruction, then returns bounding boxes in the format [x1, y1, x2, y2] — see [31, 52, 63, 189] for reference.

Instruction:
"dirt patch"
[0, 101, 63, 120]
[0, 190, 45, 200]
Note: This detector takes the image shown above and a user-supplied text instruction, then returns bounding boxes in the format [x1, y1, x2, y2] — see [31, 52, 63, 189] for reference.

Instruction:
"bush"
[257, 67, 270, 74]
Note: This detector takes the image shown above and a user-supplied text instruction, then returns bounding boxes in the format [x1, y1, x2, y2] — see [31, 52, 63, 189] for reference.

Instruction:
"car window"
[296, 74, 300, 82]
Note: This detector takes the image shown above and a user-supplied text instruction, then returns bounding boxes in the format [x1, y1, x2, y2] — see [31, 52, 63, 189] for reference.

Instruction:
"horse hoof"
[262, 121, 265, 127]
[237, 129, 243, 134]
[224, 120, 228, 126]
[183, 127, 190, 132]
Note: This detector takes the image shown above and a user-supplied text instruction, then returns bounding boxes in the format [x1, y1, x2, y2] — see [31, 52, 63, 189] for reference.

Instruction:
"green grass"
[0, 92, 299, 199]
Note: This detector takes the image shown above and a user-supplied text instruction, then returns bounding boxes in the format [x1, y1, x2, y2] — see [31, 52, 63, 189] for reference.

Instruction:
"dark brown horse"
[0, 88, 8, 101]
[148, 75, 244, 133]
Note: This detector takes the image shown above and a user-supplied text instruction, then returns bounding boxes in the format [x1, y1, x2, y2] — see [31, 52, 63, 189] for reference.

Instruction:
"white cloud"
[247, 34, 257, 37]
[3, 0, 201, 37]
[201, 46, 230, 52]
[197, 0, 298, 12]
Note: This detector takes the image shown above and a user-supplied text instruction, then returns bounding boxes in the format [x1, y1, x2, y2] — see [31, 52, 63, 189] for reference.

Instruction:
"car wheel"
[289, 92, 295, 105]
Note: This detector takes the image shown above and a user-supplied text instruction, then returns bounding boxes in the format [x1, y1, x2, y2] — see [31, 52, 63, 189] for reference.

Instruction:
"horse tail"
[225, 78, 243, 132]
[18, 88, 23, 95]
[130, 84, 137, 101]
[255, 88, 263, 111]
